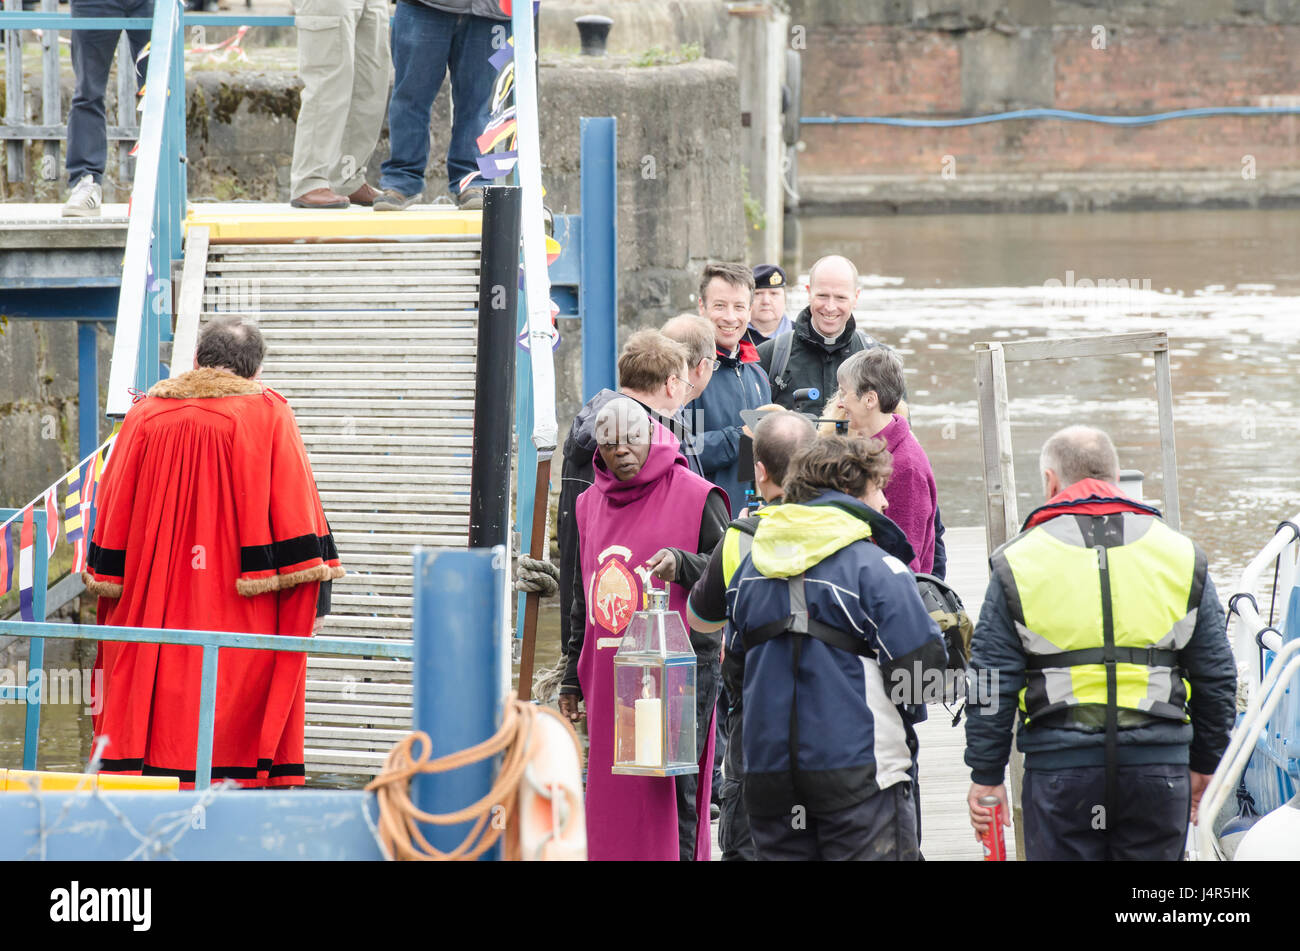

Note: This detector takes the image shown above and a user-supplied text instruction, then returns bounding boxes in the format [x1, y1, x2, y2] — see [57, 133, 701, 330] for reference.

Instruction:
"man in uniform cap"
[746, 264, 794, 346]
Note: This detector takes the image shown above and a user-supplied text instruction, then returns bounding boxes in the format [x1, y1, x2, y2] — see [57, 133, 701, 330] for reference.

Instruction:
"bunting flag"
[0, 521, 11, 597]
[18, 505, 35, 621]
[476, 117, 518, 155]
[82, 449, 108, 550]
[65, 465, 86, 574]
[42, 487, 58, 554]
[458, 170, 483, 193]
[490, 62, 515, 116]
[477, 152, 518, 181]
[488, 43, 513, 72]
[546, 234, 562, 267]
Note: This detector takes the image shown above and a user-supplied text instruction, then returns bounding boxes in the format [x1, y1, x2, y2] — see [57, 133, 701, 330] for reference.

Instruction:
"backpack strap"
[851, 329, 881, 353]
[770, 331, 794, 391]
[741, 574, 875, 657]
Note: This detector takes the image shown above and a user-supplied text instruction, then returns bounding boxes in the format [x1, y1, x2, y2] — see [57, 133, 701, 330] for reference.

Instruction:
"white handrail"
[104, 0, 183, 417]
[511, 1, 557, 457]
[1194, 639, 1300, 860]
[1229, 517, 1296, 682]
[1191, 516, 1300, 859]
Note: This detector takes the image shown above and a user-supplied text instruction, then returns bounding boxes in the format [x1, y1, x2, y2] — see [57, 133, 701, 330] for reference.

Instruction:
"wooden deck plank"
[915, 526, 1021, 861]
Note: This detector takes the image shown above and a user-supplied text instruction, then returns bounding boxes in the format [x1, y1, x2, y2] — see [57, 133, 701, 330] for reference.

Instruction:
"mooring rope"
[515, 555, 559, 596]
[365, 699, 581, 861]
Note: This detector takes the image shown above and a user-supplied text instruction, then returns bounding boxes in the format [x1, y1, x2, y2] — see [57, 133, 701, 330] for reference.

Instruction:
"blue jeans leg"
[67, 0, 151, 185]
[379, 1, 455, 197]
[446, 14, 509, 194]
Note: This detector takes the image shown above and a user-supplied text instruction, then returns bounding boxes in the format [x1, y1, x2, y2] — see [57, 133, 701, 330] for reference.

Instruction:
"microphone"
[792, 387, 820, 405]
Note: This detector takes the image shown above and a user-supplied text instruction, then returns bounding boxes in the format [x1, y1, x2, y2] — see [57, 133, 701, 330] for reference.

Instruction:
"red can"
[979, 795, 1007, 861]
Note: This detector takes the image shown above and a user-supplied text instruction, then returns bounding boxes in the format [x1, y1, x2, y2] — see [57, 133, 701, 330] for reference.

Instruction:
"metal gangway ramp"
[182, 207, 484, 779]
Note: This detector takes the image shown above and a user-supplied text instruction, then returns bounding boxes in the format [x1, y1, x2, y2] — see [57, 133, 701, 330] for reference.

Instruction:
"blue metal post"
[512, 288, 536, 642]
[22, 510, 49, 770]
[412, 547, 506, 858]
[78, 322, 99, 460]
[579, 117, 618, 400]
[195, 644, 219, 790]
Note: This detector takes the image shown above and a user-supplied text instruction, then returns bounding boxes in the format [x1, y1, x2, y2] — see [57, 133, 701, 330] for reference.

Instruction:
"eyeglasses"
[701, 358, 720, 371]
[673, 375, 696, 393]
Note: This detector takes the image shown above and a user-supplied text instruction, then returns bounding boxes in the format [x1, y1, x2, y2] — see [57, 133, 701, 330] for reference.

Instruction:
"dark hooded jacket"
[756, 307, 880, 417]
[719, 491, 945, 815]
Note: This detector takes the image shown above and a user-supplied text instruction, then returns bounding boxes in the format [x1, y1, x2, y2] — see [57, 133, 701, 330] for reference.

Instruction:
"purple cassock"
[575, 420, 719, 860]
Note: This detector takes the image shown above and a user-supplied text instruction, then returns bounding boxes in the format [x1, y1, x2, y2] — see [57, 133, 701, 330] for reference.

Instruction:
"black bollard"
[575, 14, 613, 56]
[469, 185, 522, 550]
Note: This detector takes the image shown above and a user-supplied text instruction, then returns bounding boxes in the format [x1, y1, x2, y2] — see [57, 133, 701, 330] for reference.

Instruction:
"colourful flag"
[0, 520, 11, 596]
[65, 465, 85, 573]
[18, 505, 35, 621]
[477, 152, 518, 181]
[477, 118, 517, 155]
[42, 487, 59, 554]
[489, 44, 513, 71]
[80, 456, 100, 563]
[458, 170, 483, 193]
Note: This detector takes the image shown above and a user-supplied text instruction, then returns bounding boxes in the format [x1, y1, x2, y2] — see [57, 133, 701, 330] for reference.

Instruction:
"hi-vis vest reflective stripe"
[990, 511, 1206, 725]
[721, 523, 756, 586]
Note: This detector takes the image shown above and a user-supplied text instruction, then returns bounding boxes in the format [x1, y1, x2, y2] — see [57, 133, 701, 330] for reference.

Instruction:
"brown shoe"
[290, 187, 350, 209]
[348, 183, 383, 206]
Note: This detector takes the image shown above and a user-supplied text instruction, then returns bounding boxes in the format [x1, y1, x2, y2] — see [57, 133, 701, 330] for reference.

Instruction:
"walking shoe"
[347, 183, 383, 207]
[290, 187, 350, 209]
[373, 188, 421, 211]
[456, 185, 485, 210]
[62, 174, 102, 217]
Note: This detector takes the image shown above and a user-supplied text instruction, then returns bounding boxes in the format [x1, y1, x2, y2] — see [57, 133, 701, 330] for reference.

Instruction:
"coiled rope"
[365, 698, 582, 861]
[515, 555, 559, 596]
[514, 496, 559, 596]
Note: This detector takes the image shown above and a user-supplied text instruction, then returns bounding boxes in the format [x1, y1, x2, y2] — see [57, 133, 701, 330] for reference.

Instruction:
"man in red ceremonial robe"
[558, 398, 730, 860]
[84, 316, 342, 788]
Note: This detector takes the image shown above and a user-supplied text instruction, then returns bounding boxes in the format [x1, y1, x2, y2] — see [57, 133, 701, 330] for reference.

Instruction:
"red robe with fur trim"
[84, 367, 343, 788]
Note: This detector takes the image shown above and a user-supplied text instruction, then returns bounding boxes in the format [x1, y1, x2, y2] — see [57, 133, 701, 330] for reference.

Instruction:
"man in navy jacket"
[688, 262, 772, 517]
[694, 434, 947, 860]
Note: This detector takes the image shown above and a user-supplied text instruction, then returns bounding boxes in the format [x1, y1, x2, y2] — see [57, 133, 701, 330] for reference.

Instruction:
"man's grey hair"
[838, 347, 905, 414]
[662, 313, 717, 368]
[196, 316, 266, 379]
[1039, 426, 1121, 486]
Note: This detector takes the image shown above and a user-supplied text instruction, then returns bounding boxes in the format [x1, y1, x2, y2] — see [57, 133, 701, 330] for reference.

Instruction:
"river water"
[7, 207, 1298, 779]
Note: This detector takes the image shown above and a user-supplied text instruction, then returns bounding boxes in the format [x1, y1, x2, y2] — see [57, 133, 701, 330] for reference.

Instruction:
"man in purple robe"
[558, 399, 730, 860]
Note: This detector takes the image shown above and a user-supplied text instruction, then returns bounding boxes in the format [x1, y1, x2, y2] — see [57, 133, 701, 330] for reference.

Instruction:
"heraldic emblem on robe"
[590, 549, 638, 636]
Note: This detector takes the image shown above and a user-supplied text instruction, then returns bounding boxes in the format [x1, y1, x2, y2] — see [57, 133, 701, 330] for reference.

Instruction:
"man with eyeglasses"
[690, 262, 773, 518]
[662, 313, 719, 411]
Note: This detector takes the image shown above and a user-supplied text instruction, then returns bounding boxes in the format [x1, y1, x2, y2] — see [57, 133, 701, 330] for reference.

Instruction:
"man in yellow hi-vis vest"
[965, 426, 1236, 860]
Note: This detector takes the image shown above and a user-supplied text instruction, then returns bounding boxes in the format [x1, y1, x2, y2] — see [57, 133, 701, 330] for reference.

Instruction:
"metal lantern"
[611, 586, 698, 777]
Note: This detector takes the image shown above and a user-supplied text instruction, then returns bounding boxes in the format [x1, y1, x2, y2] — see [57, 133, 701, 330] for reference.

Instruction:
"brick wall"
[797, 21, 1300, 180]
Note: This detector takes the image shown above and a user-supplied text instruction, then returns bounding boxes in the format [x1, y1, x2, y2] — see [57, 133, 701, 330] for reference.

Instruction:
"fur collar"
[149, 367, 264, 400]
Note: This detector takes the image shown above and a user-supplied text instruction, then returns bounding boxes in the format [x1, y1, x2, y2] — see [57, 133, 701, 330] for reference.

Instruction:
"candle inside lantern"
[634, 698, 663, 766]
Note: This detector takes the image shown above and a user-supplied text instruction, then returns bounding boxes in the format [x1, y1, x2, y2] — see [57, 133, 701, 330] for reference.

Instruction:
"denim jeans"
[379, 1, 508, 198]
[67, 0, 152, 185]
